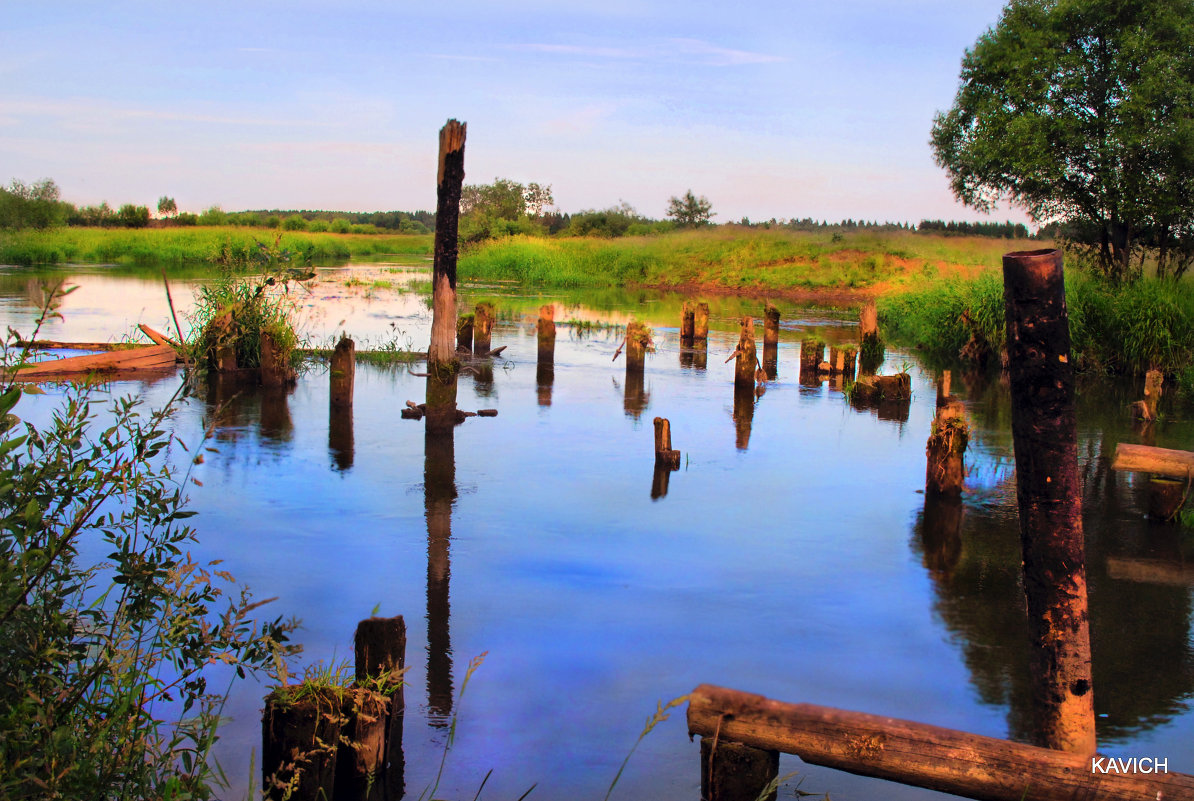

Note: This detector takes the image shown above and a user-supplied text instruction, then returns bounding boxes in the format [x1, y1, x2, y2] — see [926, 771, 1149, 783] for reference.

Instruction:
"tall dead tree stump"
[426, 119, 466, 433]
[1002, 248, 1095, 755]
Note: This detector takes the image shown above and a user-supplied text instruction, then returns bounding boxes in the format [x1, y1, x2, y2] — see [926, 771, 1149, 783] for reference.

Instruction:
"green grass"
[0, 226, 432, 266]
[458, 228, 1032, 291]
[879, 269, 1194, 376]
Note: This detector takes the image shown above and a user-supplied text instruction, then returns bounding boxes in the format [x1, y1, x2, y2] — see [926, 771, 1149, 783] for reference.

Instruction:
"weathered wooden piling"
[687, 684, 1194, 801]
[653, 416, 681, 469]
[762, 304, 780, 348]
[330, 336, 355, 409]
[925, 400, 967, 496]
[700, 737, 779, 801]
[850, 372, 911, 402]
[859, 298, 879, 343]
[799, 337, 823, 379]
[680, 302, 696, 345]
[1131, 369, 1164, 422]
[262, 691, 342, 801]
[1148, 477, 1186, 521]
[260, 332, 295, 387]
[537, 304, 556, 366]
[473, 302, 494, 354]
[426, 119, 467, 433]
[733, 317, 756, 389]
[626, 321, 651, 374]
[352, 616, 405, 800]
[693, 301, 710, 342]
[1002, 248, 1095, 754]
[456, 314, 473, 352]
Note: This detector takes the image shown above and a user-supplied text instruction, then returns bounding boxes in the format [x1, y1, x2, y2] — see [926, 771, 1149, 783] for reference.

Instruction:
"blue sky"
[1, 1, 1029, 225]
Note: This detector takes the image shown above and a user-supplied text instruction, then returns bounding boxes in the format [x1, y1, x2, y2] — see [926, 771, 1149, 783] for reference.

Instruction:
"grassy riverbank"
[880, 270, 1194, 378]
[0, 226, 432, 266]
[458, 228, 1032, 293]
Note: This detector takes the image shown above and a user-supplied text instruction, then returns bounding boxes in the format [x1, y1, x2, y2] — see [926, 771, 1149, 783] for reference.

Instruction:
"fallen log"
[1112, 443, 1194, 479]
[688, 684, 1194, 801]
[10, 344, 178, 379]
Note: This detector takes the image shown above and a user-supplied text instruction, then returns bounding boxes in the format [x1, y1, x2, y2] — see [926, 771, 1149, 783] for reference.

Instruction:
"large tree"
[931, 0, 1194, 282]
[666, 190, 714, 227]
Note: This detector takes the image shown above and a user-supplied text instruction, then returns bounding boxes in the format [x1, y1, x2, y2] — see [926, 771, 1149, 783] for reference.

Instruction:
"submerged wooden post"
[925, 400, 967, 496]
[653, 416, 681, 469]
[330, 336, 355, 408]
[734, 317, 756, 389]
[859, 298, 879, 343]
[693, 302, 710, 342]
[1002, 248, 1095, 755]
[1148, 477, 1185, 521]
[427, 119, 466, 433]
[680, 303, 696, 345]
[343, 616, 406, 801]
[473, 302, 494, 354]
[537, 304, 556, 365]
[799, 337, 823, 380]
[762, 304, 780, 348]
[626, 321, 650, 374]
[456, 314, 473, 352]
[1131, 368, 1164, 422]
[260, 332, 294, 387]
[262, 694, 342, 801]
[700, 737, 779, 801]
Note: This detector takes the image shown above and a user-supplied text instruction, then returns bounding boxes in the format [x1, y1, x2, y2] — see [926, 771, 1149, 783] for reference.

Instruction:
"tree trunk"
[429, 119, 466, 368]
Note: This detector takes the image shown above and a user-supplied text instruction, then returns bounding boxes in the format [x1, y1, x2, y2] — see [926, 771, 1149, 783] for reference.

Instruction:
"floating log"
[1111, 443, 1194, 478]
[693, 302, 710, 342]
[687, 685, 1194, 801]
[681, 302, 696, 345]
[1002, 248, 1094, 754]
[10, 343, 178, 379]
[653, 416, 681, 469]
[456, 313, 474, 352]
[734, 318, 756, 389]
[330, 336, 355, 409]
[926, 401, 967, 496]
[473, 302, 494, 354]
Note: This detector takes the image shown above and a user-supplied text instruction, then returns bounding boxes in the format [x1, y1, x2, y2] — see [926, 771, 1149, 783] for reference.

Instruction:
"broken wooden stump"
[653, 416, 681, 469]
[456, 313, 474, 352]
[330, 336, 355, 409]
[351, 616, 405, 800]
[693, 301, 710, 342]
[925, 400, 967, 496]
[473, 302, 494, 354]
[537, 304, 556, 370]
[699, 736, 779, 801]
[799, 337, 823, 376]
[625, 321, 651, 374]
[1131, 369, 1164, 422]
[733, 317, 756, 390]
[1002, 247, 1094, 754]
[261, 690, 342, 801]
[680, 302, 696, 346]
[1148, 477, 1186, 521]
[762, 303, 780, 349]
[687, 684, 1194, 801]
[260, 332, 295, 387]
[859, 297, 879, 344]
[851, 372, 911, 403]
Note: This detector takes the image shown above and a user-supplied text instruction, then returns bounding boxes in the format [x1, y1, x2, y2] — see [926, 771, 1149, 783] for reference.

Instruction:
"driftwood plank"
[11, 344, 178, 379]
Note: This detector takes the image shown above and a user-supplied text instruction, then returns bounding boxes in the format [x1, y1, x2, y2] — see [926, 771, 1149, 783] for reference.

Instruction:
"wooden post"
[473, 302, 494, 354]
[693, 302, 710, 342]
[859, 298, 879, 343]
[1001, 248, 1095, 755]
[799, 338, 823, 376]
[537, 304, 556, 366]
[330, 336, 355, 409]
[262, 693, 342, 801]
[260, 332, 294, 387]
[1148, 477, 1185, 521]
[925, 401, 967, 496]
[700, 737, 779, 801]
[353, 616, 405, 800]
[653, 416, 681, 469]
[456, 314, 474, 352]
[687, 685, 1194, 801]
[762, 304, 780, 348]
[626, 321, 650, 373]
[427, 119, 466, 432]
[936, 369, 952, 408]
[734, 317, 756, 389]
[680, 303, 695, 345]
[1132, 368, 1164, 422]
[217, 345, 237, 373]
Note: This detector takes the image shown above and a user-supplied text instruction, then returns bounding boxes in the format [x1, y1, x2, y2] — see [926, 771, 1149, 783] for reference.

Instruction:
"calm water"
[4, 261, 1194, 800]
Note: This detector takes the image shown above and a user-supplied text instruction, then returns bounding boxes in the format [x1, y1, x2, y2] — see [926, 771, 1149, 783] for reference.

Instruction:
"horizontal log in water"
[687, 685, 1194, 801]
[1112, 443, 1194, 478]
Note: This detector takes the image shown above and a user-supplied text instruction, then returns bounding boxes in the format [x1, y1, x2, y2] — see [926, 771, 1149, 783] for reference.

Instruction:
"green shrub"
[281, 214, 307, 232]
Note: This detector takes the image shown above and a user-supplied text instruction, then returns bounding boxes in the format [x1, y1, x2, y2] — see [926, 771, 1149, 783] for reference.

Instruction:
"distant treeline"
[916, 219, 1031, 238]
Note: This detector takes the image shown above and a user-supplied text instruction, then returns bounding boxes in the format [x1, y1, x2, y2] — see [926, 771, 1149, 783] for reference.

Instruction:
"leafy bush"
[0, 285, 297, 798]
[281, 215, 307, 232]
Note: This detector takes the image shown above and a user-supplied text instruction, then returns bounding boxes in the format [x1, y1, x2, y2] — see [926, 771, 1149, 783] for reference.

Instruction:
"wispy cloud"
[0, 97, 334, 129]
[511, 37, 785, 67]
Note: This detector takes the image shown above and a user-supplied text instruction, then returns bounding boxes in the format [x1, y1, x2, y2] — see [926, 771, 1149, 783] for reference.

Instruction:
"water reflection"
[732, 384, 755, 451]
[328, 402, 354, 471]
[203, 375, 294, 447]
[536, 362, 554, 407]
[762, 342, 778, 381]
[622, 371, 649, 419]
[424, 427, 455, 726]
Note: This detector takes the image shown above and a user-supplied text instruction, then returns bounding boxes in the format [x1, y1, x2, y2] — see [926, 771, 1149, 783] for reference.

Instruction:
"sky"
[1, 1, 1031, 226]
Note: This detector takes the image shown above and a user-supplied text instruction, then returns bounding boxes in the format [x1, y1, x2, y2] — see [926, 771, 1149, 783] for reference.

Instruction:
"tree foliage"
[0, 179, 67, 230]
[931, 0, 1194, 282]
[157, 196, 178, 218]
[666, 190, 714, 227]
[459, 178, 554, 243]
